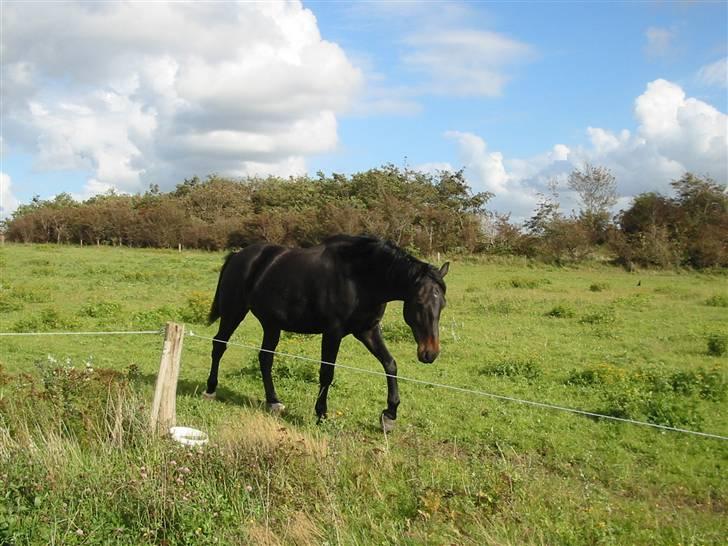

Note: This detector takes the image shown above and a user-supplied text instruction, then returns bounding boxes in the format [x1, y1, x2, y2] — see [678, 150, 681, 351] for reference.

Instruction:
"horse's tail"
[208, 252, 236, 325]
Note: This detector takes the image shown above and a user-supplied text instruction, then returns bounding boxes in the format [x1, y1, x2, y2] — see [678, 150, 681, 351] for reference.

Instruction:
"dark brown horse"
[205, 234, 448, 431]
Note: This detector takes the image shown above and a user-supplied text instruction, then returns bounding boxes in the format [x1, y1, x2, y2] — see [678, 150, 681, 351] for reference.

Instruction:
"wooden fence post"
[150, 322, 185, 435]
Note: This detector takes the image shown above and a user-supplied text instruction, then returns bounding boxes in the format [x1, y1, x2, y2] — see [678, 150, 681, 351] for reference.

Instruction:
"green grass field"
[1, 243, 726, 545]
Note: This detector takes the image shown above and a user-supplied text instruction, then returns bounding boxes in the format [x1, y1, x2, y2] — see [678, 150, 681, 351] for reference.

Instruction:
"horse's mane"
[323, 234, 445, 290]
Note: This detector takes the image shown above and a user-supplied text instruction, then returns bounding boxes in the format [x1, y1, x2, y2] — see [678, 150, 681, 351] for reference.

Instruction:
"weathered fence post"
[150, 322, 185, 435]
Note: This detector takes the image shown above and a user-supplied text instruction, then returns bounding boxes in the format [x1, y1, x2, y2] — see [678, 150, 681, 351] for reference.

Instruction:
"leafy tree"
[567, 163, 617, 243]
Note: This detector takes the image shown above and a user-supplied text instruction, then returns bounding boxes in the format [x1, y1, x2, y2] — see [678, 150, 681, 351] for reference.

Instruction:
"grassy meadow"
[0, 243, 727, 545]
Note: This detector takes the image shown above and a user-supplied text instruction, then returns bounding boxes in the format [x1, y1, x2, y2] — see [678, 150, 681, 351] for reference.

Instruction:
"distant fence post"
[150, 322, 185, 435]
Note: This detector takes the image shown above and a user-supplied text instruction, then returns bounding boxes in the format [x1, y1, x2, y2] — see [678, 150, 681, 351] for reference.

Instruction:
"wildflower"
[245, 485, 253, 493]
[75, 529, 84, 536]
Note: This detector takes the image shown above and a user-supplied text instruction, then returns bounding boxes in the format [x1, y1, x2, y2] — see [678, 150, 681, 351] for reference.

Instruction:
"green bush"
[589, 282, 609, 292]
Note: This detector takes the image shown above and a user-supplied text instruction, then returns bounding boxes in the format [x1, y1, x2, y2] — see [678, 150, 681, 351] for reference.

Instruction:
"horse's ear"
[439, 262, 450, 278]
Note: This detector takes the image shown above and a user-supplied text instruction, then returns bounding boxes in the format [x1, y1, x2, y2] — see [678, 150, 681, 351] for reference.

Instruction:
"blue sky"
[2, 1, 726, 219]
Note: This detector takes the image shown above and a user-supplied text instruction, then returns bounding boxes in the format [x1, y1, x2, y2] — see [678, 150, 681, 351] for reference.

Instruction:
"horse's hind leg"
[259, 327, 284, 414]
[205, 311, 247, 398]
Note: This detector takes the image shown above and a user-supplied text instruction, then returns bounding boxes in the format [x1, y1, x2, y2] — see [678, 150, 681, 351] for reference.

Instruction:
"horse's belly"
[250, 299, 331, 334]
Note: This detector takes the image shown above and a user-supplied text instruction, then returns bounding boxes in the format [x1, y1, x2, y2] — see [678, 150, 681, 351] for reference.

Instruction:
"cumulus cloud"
[443, 79, 727, 219]
[2, 1, 363, 196]
[697, 57, 728, 87]
[1, 173, 20, 219]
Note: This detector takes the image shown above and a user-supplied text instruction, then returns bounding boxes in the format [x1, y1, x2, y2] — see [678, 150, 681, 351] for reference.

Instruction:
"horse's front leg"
[315, 332, 342, 422]
[259, 327, 284, 414]
[355, 325, 399, 432]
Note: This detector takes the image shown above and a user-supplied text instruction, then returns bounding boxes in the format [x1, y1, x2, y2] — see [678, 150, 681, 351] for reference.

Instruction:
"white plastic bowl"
[169, 426, 209, 446]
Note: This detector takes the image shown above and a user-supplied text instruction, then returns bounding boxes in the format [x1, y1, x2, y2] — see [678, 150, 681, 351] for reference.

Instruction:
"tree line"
[4, 165, 727, 268]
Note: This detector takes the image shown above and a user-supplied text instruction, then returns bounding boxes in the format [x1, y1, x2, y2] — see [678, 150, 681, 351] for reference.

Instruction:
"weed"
[612, 293, 653, 310]
[579, 307, 617, 325]
[131, 306, 176, 329]
[118, 271, 153, 282]
[567, 364, 727, 402]
[486, 298, 522, 315]
[545, 304, 575, 318]
[12, 308, 79, 332]
[78, 300, 122, 319]
[10, 286, 50, 303]
[381, 320, 412, 343]
[705, 294, 728, 308]
[565, 364, 628, 386]
[178, 291, 210, 324]
[275, 361, 318, 383]
[0, 293, 23, 313]
[601, 387, 703, 429]
[479, 357, 542, 380]
[498, 277, 552, 289]
[707, 333, 727, 357]
[589, 282, 609, 292]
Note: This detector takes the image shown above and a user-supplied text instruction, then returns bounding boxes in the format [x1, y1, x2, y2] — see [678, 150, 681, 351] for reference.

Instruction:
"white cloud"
[2, 1, 363, 197]
[697, 57, 728, 87]
[335, 1, 531, 109]
[403, 30, 533, 96]
[645, 27, 674, 58]
[444, 79, 727, 219]
[0, 173, 20, 220]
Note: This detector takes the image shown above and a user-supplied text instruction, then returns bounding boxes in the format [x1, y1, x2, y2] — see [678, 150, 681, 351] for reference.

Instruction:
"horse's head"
[403, 262, 449, 363]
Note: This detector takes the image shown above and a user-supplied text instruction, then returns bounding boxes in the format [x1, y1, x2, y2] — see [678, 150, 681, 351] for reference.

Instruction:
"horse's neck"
[363, 250, 413, 302]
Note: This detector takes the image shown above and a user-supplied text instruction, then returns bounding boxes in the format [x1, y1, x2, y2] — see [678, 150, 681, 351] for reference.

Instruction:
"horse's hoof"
[380, 413, 396, 433]
[268, 402, 286, 415]
[202, 391, 216, 400]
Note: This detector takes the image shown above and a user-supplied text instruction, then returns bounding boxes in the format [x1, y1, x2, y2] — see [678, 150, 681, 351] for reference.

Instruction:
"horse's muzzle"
[417, 338, 440, 364]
